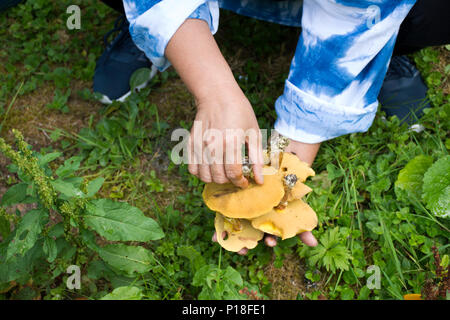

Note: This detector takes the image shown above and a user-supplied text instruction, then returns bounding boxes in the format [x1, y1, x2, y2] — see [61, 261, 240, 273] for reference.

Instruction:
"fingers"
[222, 132, 248, 188]
[224, 164, 248, 188]
[212, 231, 318, 255]
[189, 119, 262, 188]
[212, 231, 228, 242]
[264, 233, 318, 248]
[237, 248, 248, 255]
[264, 235, 277, 247]
[299, 231, 318, 247]
[189, 122, 216, 183]
[247, 144, 264, 185]
[212, 231, 249, 255]
[209, 163, 229, 184]
[190, 123, 236, 185]
[198, 163, 212, 183]
[188, 123, 201, 177]
[187, 145, 198, 176]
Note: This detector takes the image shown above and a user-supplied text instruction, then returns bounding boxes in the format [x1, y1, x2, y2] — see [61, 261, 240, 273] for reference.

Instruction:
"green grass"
[0, 0, 449, 300]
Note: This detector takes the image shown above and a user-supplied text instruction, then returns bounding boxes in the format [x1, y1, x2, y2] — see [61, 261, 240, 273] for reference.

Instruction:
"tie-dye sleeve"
[123, 0, 219, 71]
[274, 0, 416, 143]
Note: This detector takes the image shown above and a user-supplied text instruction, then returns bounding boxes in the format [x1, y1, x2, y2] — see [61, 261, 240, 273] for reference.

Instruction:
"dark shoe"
[0, 0, 23, 11]
[379, 55, 430, 125]
[93, 15, 157, 104]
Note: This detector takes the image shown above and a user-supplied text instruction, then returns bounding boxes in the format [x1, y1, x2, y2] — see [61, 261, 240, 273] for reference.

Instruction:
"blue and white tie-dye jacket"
[123, 0, 416, 143]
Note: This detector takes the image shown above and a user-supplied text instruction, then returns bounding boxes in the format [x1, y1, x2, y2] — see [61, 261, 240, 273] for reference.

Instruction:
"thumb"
[299, 231, 318, 247]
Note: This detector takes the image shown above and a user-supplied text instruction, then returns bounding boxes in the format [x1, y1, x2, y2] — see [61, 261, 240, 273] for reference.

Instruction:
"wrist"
[195, 79, 247, 110]
[285, 140, 321, 166]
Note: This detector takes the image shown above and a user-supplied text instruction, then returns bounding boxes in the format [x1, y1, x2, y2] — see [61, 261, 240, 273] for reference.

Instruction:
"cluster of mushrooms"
[202, 135, 318, 252]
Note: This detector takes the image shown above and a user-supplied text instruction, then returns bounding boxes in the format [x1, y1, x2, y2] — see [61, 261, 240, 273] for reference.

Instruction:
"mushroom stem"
[242, 156, 254, 179]
[275, 174, 298, 210]
[269, 133, 290, 168]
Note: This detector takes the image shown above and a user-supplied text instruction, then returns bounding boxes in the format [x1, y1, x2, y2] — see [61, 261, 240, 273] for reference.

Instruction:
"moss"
[264, 253, 307, 299]
[264, 253, 328, 300]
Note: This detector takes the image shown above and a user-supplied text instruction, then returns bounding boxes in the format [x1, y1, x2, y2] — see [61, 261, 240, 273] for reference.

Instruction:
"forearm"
[165, 19, 241, 104]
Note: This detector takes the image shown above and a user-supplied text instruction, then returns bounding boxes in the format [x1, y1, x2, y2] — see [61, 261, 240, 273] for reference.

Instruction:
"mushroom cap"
[215, 213, 264, 252]
[251, 199, 317, 240]
[279, 152, 315, 182]
[286, 182, 312, 202]
[202, 167, 285, 219]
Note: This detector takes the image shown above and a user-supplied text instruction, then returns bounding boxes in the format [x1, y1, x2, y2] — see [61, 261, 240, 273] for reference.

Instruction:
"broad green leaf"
[223, 284, 245, 300]
[358, 286, 371, 300]
[80, 228, 100, 252]
[50, 179, 85, 198]
[101, 286, 143, 300]
[86, 177, 105, 197]
[395, 155, 433, 200]
[198, 287, 216, 300]
[205, 267, 220, 289]
[97, 244, 154, 276]
[84, 199, 164, 241]
[368, 177, 391, 197]
[55, 156, 83, 178]
[0, 216, 11, 239]
[177, 245, 205, 272]
[64, 176, 84, 187]
[129, 68, 151, 91]
[192, 265, 216, 287]
[48, 223, 64, 238]
[1, 183, 28, 206]
[43, 237, 57, 263]
[326, 163, 344, 180]
[87, 260, 116, 280]
[422, 156, 450, 218]
[0, 239, 44, 283]
[341, 287, 355, 300]
[55, 238, 77, 261]
[6, 209, 47, 261]
[37, 152, 62, 167]
[223, 266, 243, 287]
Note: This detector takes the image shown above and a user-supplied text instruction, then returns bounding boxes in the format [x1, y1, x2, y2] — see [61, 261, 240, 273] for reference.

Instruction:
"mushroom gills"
[254, 221, 283, 238]
[223, 217, 243, 234]
[215, 213, 264, 252]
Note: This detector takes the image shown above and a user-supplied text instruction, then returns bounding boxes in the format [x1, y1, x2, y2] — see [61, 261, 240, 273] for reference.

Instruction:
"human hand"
[165, 19, 264, 187]
[188, 83, 264, 188]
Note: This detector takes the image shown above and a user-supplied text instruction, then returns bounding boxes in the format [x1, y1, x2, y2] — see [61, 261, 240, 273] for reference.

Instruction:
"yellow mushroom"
[203, 145, 319, 253]
[251, 199, 318, 240]
[223, 216, 243, 234]
[286, 182, 312, 202]
[279, 152, 315, 182]
[215, 213, 264, 252]
[273, 153, 315, 209]
[202, 166, 285, 219]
